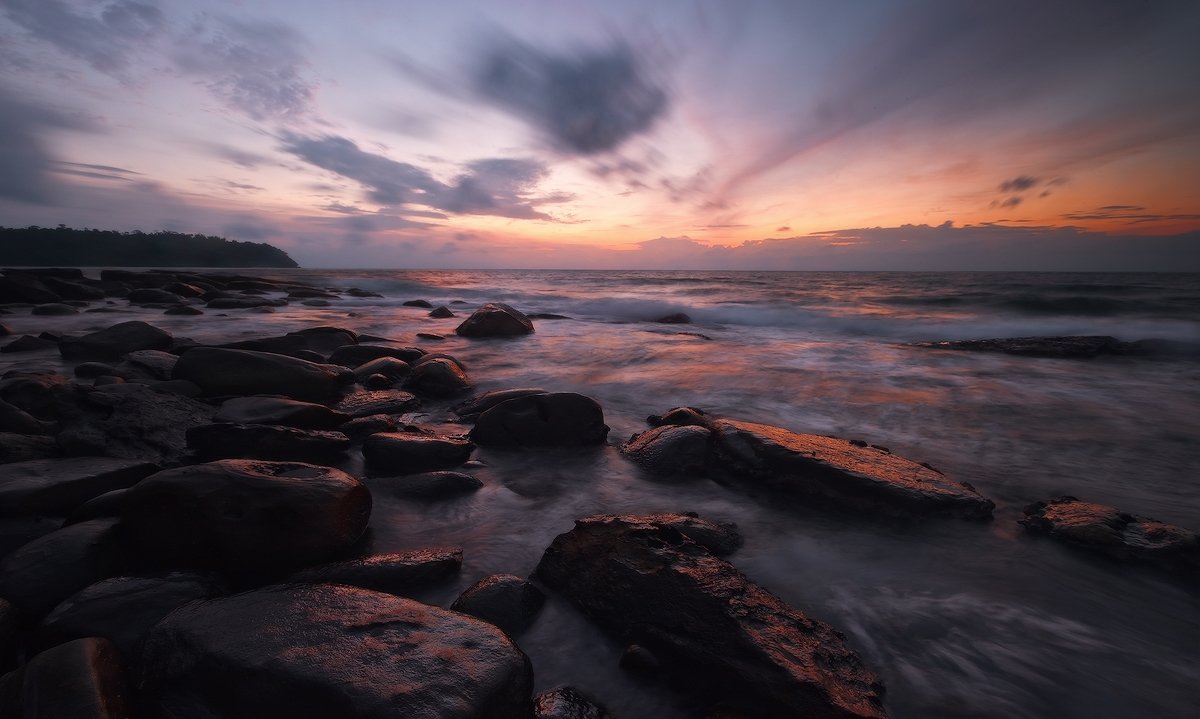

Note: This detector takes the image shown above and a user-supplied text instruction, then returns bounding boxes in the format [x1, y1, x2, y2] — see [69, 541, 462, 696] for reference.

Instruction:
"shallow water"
[4, 270, 1198, 718]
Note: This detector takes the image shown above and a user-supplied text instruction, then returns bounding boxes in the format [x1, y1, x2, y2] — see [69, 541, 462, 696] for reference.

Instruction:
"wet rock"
[1020, 496, 1200, 573]
[454, 388, 548, 421]
[55, 383, 216, 465]
[93, 375, 125, 387]
[364, 373, 391, 389]
[622, 424, 713, 476]
[0, 371, 68, 420]
[619, 643, 661, 678]
[289, 548, 463, 596]
[0, 399, 50, 434]
[429, 306, 455, 318]
[648, 406, 710, 427]
[64, 488, 129, 525]
[346, 287, 383, 298]
[41, 277, 105, 301]
[710, 419, 994, 520]
[363, 432, 474, 474]
[0, 432, 58, 463]
[911, 335, 1128, 359]
[219, 333, 338, 360]
[32, 303, 79, 316]
[205, 296, 286, 309]
[1, 335, 58, 353]
[74, 362, 116, 379]
[366, 470, 483, 499]
[0, 457, 158, 517]
[163, 305, 203, 316]
[533, 686, 614, 719]
[0, 276, 60, 304]
[455, 302, 535, 338]
[406, 357, 472, 397]
[0, 637, 129, 719]
[450, 574, 546, 636]
[187, 423, 352, 462]
[353, 356, 411, 382]
[340, 413, 398, 439]
[59, 321, 174, 362]
[0, 518, 127, 619]
[37, 572, 225, 662]
[536, 513, 886, 719]
[404, 299, 434, 308]
[0, 515, 63, 559]
[119, 349, 178, 380]
[127, 288, 182, 304]
[654, 312, 691, 324]
[471, 392, 609, 447]
[0, 323, 9, 336]
[416, 332, 445, 340]
[173, 347, 353, 402]
[138, 584, 533, 718]
[329, 344, 426, 367]
[0, 598, 15, 673]
[121, 460, 371, 580]
[336, 389, 420, 418]
[163, 282, 205, 298]
[214, 396, 350, 429]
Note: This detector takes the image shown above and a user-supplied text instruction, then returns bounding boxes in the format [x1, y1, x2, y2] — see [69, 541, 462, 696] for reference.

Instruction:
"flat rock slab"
[911, 335, 1128, 358]
[0, 457, 159, 517]
[363, 432, 474, 474]
[470, 392, 609, 447]
[138, 584, 533, 719]
[1020, 496, 1200, 573]
[289, 548, 463, 596]
[215, 396, 350, 429]
[336, 390, 420, 418]
[710, 419, 994, 520]
[536, 514, 886, 718]
[186, 423, 352, 462]
[172, 347, 352, 402]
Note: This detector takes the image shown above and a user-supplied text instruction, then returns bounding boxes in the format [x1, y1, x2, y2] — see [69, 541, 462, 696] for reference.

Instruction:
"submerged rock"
[911, 335, 1128, 359]
[470, 392, 609, 447]
[455, 302, 535, 338]
[450, 574, 546, 636]
[535, 513, 886, 719]
[1020, 496, 1199, 573]
[138, 583, 533, 719]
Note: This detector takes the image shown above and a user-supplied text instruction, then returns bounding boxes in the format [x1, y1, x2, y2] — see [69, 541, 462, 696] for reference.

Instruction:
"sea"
[4, 270, 1198, 718]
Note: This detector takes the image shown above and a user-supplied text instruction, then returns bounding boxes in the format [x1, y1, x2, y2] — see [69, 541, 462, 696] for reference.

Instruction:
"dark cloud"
[472, 36, 668, 154]
[0, 0, 164, 75]
[999, 176, 1039, 192]
[0, 88, 96, 203]
[1061, 206, 1200, 224]
[279, 133, 442, 205]
[174, 17, 314, 121]
[776, 226, 792, 232]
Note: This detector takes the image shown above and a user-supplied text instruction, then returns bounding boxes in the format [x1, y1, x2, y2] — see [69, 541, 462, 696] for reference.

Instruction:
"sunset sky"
[1, 0, 1198, 269]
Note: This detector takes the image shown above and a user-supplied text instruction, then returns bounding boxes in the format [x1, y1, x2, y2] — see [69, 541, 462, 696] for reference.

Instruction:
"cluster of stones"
[1, 268, 1196, 718]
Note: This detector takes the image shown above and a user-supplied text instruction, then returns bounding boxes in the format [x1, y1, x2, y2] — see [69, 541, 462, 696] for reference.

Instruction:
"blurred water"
[3, 270, 1198, 718]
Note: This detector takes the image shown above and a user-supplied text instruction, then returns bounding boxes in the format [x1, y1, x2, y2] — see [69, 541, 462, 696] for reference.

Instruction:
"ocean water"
[4, 270, 1198, 718]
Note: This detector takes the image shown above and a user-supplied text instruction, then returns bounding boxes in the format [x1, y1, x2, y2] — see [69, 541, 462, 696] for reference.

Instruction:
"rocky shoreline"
[1, 267, 1196, 718]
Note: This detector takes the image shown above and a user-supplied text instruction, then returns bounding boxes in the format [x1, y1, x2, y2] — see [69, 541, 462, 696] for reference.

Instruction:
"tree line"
[0, 226, 299, 268]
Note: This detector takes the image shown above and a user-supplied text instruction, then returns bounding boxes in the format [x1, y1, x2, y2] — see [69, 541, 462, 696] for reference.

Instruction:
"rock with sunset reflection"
[454, 302, 535, 337]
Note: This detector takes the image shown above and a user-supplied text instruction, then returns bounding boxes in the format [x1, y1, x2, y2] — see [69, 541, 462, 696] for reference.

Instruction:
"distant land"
[0, 226, 299, 268]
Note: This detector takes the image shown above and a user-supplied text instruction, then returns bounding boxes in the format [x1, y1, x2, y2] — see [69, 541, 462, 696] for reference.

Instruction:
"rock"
[55, 383, 217, 465]
[163, 282, 205, 298]
[0, 637, 129, 719]
[340, 413, 397, 439]
[450, 574, 545, 636]
[0, 457, 158, 517]
[346, 287, 383, 298]
[527, 313, 571, 320]
[187, 423, 352, 463]
[0, 399, 50, 434]
[41, 277, 106, 301]
[0, 276, 60, 304]
[0, 432, 58, 463]
[471, 392, 609, 447]
[533, 686, 613, 719]
[455, 302, 535, 338]
[366, 471, 483, 499]
[0, 598, 15, 673]
[163, 305, 203, 316]
[911, 335, 1128, 359]
[74, 362, 116, 379]
[654, 312, 691, 324]
[621, 424, 713, 476]
[38, 572, 225, 662]
[289, 548, 463, 596]
[0, 518, 127, 619]
[416, 332, 445, 340]
[353, 356, 411, 382]
[32, 303, 79, 316]
[363, 432, 474, 474]
[709, 419, 994, 520]
[138, 584, 533, 718]
[302, 299, 331, 307]
[59, 321, 174, 362]
[363, 373, 391, 389]
[93, 376, 125, 387]
[0, 515, 63, 559]
[64, 488, 129, 525]
[429, 306, 455, 318]
[336, 389, 421, 418]
[535, 514, 886, 719]
[1020, 496, 1200, 573]
[214, 396, 350, 429]
[0, 372, 68, 420]
[219, 333, 333, 360]
[406, 357, 472, 397]
[172, 347, 353, 402]
[0, 323, 9, 336]
[120, 460, 371, 580]
[1, 335, 58, 353]
[126, 288, 182, 304]
[329, 344, 426, 367]
[205, 296, 286, 309]
[648, 406, 710, 427]
[454, 388, 547, 421]
[403, 299, 434, 308]
[119, 349, 178, 380]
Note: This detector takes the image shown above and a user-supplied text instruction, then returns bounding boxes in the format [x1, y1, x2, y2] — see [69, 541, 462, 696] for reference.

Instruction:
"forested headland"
[0, 226, 299, 268]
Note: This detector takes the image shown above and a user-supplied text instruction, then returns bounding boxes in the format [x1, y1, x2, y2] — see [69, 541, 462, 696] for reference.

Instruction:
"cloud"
[52, 161, 142, 182]
[472, 35, 668, 154]
[999, 176, 1039, 192]
[1061, 206, 1200, 224]
[0, 0, 164, 76]
[174, 16, 315, 121]
[0, 87, 97, 203]
[279, 133, 442, 205]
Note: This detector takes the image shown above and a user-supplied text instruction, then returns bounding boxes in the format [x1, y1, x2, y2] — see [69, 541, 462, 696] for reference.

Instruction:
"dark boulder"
[471, 392, 609, 447]
[0, 518, 127, 619]
[0, 457, 158, 517]
[1, 335, 58, 353]
[118, 349, 178, 380]
[454, 388, 547, 421]
[41, 277, 105, 301]
[138, 584, 533, 719]
[0, 432, 58, 463]
[64, 488, 129, 525]
[120, 460, 371, 580]
[0, 371, 68, 420]
[163, 305, 203, 316]
[214, 396, 350, 429]
[648, 406, 709, 427]
[406, 357, 472, 397]
[0, 637, 129, 719]
[172, 347, 353, 402]
[533, 686, 613, 719]
[535, 514, 886, 719]
[455, 302, 534, 338]
[352, 356, 411, 382]
[74, 362, 116, 379]
[0, 598, 15, 673]
[450, 574, 546, 636]
[329, 344, 426, 367]
[205, 296, 286, 309]
[163, 282, 205, 298]
[1020, 496, 1199, 573]
[32, 303, 79, 316]
[429, 306, 455, 318]
[59, 321, 173, 362]
[289, 548, 463, 596]
[911, 335, 1128, 359]
[621, 424, 713, 476]
[363, 432, 474, 474]
[336, 389, 420, 418]
[366, 471, 483, 499]
[126, 288, 181, 304]
[0, 276, 60, 304]
[187, 423, 352, 463]
[416, 332, 445, 340]
[403, 299, 434, 308]
[340, 413, 397, 439]
[0, 399, 51, 434]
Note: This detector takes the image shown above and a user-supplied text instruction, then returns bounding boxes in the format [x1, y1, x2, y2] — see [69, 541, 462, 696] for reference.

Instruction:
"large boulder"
[454, 388, 547, 421]
[1020, 496, 1199, 573]
[172, 347, 353, 402]
[59, 321, 173, 362]
[138, 584, 533, 719]
[0, 372, 69, 420]
[335, 389, 420, 418]
[214, 396, 350, 429]
[120, 460, 371, 580]
[0, 518, 127, 619]
[365, 471, 483, 499]
[288, 549, 463, 596]
[455, 303, 534, 338]
[329, 345, 426, 367]
[621, 424, 713, 476]
[186, 423, 352, 463]
[0, 637, 129, 719]
[363, 432, 474, 474]
[0, 457, 158, 517]
[406, 357, 472, 397]
[536, 514, 886, 719]
[450, 574, 545, 636]
[470, 392, 609, 447]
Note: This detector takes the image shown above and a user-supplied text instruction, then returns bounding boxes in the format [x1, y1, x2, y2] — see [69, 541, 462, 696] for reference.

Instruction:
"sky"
[1, 0, 1198, 270]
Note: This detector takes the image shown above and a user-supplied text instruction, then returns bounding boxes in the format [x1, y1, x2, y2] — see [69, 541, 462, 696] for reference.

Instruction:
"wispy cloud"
[0, 0, 164, 77]
[0, 87, 98, 203]
[1062, 206, 1200, 224]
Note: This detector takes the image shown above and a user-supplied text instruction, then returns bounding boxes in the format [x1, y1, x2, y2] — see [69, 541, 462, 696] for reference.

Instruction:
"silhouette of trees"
[0, 226, 298, 267]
